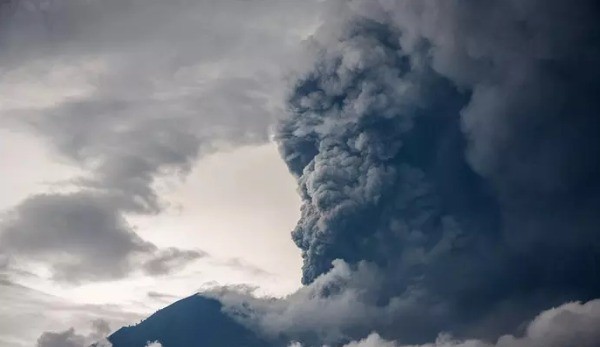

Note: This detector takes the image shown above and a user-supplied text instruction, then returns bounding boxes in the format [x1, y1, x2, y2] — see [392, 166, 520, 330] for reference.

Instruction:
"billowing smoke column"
[278, 19, 472, 285]
[274, 0, 600, 344]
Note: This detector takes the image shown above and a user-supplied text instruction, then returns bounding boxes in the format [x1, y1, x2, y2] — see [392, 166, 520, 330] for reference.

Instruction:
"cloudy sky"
[0, 1, 325, 345]
[2, 1, 600, 347]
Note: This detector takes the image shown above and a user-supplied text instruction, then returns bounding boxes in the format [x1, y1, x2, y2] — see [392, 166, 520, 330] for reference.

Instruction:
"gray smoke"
[269, 0, 600, 344]
[336, 299, 600, 347]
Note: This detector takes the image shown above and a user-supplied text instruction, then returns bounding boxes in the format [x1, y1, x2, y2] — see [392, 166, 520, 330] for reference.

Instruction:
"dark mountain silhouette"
[106, 294, 271, 347]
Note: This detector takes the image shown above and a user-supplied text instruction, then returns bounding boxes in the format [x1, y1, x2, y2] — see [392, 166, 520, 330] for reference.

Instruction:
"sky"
[0, 1, 321, 345]
[1, 139, 303, 346]
[1, 1, 600, 347]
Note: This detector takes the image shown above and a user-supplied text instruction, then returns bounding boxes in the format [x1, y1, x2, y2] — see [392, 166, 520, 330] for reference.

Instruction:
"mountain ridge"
[104, 294, 272, 347]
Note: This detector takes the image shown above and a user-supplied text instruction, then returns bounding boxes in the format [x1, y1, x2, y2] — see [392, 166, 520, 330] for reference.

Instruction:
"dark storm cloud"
[0, 0, 321, 283]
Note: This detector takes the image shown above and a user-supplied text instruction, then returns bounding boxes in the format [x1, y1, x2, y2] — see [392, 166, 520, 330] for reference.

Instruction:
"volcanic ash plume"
[265, 0, 600, 345]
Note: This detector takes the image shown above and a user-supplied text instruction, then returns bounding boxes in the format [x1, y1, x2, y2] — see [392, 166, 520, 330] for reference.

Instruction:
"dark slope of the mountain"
[107, 294, 271, 347]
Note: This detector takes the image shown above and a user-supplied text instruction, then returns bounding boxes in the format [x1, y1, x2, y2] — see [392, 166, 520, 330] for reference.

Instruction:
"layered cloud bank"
[218, 0, 600, 346]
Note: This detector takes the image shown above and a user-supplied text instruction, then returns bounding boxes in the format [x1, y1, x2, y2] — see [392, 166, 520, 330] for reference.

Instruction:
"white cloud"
[0, 0, 321, 284]
[0, 1, 317, 343]
[0, 279, 141, 347]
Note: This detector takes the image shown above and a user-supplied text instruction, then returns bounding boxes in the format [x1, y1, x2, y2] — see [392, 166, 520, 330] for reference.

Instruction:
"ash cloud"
[336, 299, 600, 347]
[265, 0, 600, 345]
